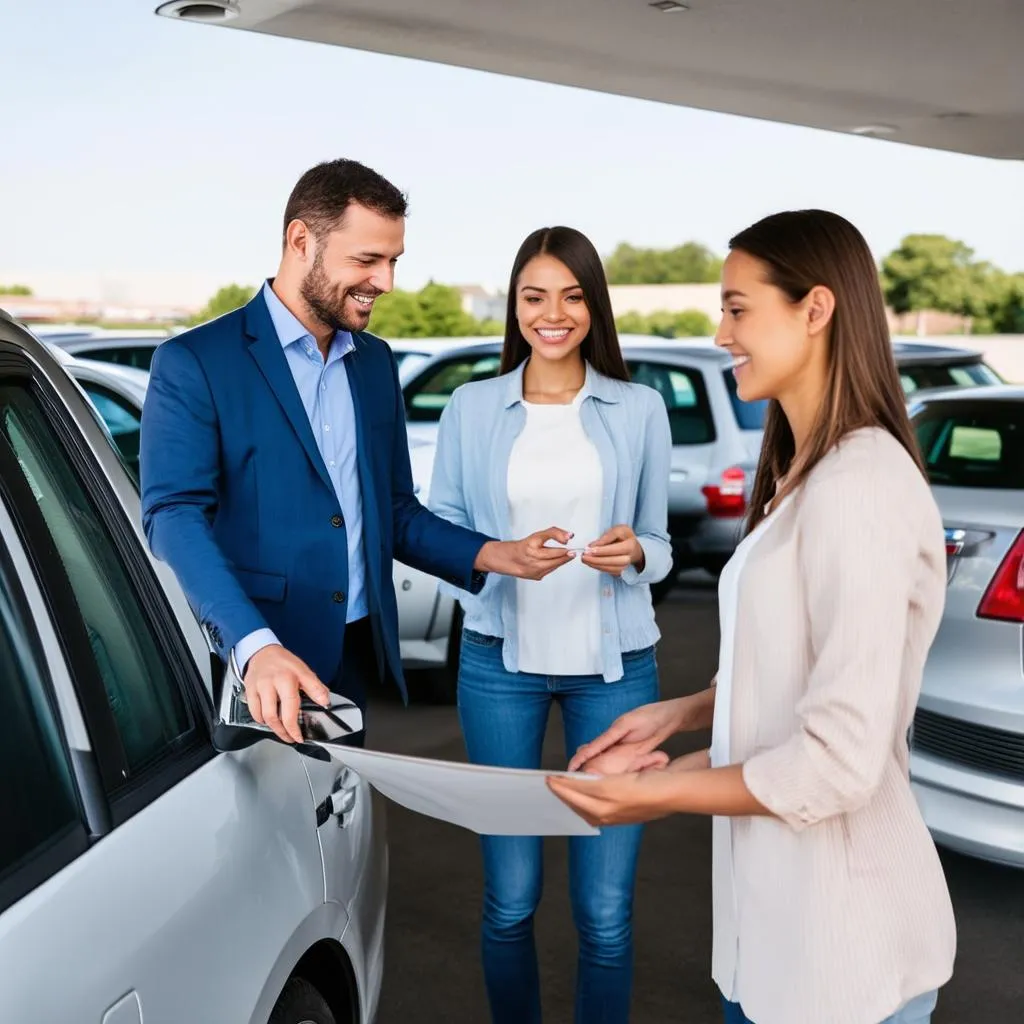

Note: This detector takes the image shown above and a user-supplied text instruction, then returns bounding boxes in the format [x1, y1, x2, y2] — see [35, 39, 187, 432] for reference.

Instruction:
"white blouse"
[710, 495, 792, 1002]
[507, 395, 604, 676]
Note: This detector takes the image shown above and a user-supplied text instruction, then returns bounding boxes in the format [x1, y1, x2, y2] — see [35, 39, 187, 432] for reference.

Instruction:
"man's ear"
[284, 219, 313, 264]
[806, 284, 836, 337]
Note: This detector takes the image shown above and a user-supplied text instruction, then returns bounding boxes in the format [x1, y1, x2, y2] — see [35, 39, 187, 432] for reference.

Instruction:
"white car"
[1, 313, 386, 1023]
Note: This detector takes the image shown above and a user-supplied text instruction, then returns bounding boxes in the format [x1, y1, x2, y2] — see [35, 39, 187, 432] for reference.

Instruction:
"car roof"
[910, 384, 1024, 405]
[891, 339, 985, 364]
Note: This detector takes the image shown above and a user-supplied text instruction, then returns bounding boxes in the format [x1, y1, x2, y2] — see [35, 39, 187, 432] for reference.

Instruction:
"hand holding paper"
[325, 745, 602, 836]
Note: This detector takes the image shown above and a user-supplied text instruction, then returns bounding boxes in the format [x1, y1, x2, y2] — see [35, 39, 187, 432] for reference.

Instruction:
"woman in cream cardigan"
[548, 209, 957, 1024]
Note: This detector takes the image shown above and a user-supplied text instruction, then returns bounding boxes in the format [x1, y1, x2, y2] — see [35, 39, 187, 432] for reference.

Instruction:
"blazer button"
[331, 514, 344, 528]
[332, 591, 346, 603]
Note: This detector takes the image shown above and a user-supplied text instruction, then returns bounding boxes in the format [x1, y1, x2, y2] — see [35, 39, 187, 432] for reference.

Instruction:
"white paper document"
[324, 745, 601, 836]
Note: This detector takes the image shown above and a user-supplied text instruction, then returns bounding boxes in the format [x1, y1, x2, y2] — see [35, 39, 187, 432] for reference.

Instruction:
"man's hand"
[243, 644, 331, 744]
[580, 525, 644, 576]
[475, 527, 575, 581]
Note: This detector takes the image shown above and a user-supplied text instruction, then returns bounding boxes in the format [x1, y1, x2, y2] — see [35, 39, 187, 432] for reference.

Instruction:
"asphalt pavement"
[368, 573, 1024, 1023]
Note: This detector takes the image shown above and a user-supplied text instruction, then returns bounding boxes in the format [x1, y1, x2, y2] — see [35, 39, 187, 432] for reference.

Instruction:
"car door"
[0, 348, 334, 1024]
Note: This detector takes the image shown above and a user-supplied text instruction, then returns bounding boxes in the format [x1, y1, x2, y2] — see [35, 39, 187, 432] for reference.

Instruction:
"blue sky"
[3, 0, 1023, 307]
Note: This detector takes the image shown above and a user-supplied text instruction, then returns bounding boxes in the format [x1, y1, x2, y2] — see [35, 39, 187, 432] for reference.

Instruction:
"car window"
[899, 360, 1000, 394]
[913, 400, 1024, 489]
[0, 558, 87, 910]
[81, 384, 142, 485]
[0, 381, 194, 784]
[405, 354, 501, 422]
[628, 360, 716, 445]
[722, 369, 768, 430]
[75, 345, 158, 371]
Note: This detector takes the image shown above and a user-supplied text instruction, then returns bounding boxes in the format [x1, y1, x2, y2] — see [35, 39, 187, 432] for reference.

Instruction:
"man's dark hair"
[282, 159, 408, 242]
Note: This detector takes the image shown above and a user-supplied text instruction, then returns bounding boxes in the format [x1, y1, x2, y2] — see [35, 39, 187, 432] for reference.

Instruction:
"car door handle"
[316, 768, 359, 828]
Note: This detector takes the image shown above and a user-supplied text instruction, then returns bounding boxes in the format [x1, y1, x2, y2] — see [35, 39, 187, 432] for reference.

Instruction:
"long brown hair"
[498, 227, 630, 381]
[734, 210, 925, 533]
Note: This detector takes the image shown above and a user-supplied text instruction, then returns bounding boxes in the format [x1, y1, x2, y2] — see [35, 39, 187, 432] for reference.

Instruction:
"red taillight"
[702, 466, 747, 518]
[977, 530, 1024, 624]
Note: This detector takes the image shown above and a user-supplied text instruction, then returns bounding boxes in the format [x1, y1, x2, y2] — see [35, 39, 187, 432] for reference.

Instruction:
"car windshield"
[899, 360, 1003, 396]
[912, 399, 1024, 490]
[722, 369, 768, 430]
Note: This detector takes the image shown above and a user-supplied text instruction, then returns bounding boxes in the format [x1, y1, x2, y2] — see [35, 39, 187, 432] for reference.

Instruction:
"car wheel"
[422, 603, 462, 705]
[269, 978, 336, 1024]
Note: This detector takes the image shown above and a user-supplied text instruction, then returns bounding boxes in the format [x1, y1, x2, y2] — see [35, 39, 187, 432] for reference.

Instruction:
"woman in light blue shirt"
[428, 226, 673, 1024]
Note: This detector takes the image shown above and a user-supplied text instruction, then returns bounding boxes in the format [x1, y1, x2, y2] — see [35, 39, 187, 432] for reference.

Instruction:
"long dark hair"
[498, 226, 629, 381]
[734, 210, 926, 533]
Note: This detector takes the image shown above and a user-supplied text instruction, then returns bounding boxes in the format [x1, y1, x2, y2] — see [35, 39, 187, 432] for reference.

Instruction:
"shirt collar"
[502, 358, 621, 408]
[261, 279, 355, 358]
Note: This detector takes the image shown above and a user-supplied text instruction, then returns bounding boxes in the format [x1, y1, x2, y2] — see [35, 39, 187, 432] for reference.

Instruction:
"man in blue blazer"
[140, 159, 570, 744]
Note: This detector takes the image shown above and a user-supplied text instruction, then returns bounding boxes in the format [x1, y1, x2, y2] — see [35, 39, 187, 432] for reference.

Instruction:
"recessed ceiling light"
[850, 124, 899, 137]
[649, 1, 689, 12]
[154, 0, 240, 22]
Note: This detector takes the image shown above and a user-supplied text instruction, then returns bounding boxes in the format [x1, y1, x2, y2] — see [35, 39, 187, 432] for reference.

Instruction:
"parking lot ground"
[370, 573, 1024, 1023]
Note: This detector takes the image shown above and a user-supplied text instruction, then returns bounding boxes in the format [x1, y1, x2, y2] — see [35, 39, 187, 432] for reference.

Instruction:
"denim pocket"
[462, 628, 502, 648]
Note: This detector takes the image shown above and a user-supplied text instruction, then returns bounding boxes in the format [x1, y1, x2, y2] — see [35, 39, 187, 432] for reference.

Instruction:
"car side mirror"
[212, 647, 364, 761]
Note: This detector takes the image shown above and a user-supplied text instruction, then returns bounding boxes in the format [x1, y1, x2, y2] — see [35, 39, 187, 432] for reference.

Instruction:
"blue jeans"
[721, 988, 939, 1023]
[457, 630, 660, 1024]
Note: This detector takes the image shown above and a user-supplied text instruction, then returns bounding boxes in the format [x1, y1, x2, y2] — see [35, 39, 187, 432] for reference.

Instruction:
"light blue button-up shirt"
[428, 361, 673, 683]
[234, 281, 367, 672]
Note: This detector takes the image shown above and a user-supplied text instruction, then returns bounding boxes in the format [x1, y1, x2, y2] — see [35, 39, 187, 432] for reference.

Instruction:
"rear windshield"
[912, 399, 1024, 489]
[722, 370, 767, 430]
[899, 360, 1002, 396]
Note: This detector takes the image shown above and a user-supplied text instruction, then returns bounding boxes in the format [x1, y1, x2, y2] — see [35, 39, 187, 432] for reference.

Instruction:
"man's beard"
[300, 249, 376, 334]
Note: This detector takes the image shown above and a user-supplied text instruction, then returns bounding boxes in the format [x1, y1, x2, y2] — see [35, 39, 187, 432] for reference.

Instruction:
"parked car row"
[17, 316, 1023, 875]
[0, 312, 386, 1024]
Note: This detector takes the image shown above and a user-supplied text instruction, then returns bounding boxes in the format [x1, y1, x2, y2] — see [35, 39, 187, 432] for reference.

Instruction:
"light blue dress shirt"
[234, 281, 367, 672]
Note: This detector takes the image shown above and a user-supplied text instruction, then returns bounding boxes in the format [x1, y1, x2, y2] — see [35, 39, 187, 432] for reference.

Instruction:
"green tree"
[614, 311, 650, 335]
[605, 242, 722, 285]
[880, 235, 988, 320]
[370, 282, 485, 338]
[0, 284, 33, 295]
[615, 309, 715, 338]
[189, 284, 255, 325]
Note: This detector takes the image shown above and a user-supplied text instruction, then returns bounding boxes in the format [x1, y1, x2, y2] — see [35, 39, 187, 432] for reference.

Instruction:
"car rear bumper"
[669, 513, 744, 567]
[910, 751, 1024, 868]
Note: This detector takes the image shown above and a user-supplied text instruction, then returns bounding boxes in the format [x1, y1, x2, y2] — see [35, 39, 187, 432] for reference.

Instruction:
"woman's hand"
[567, 698, 691, 772]
[547, 769, 680, 826]
[550, 751, 722, 826]
[578, 740, 670, 776]
[581, 525, 644, 576]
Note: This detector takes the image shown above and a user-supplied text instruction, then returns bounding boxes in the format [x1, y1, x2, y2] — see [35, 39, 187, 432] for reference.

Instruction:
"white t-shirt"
[507, 395, 604, 676]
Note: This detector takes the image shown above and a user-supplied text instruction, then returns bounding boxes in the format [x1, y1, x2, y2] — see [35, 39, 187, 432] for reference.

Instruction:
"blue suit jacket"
[140, 291, 490, 700]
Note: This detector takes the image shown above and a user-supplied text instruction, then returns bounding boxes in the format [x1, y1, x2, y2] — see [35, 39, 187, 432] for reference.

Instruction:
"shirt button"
[328, 460, 336, 467]
[331, 514, 344, 528]
[324, 424, 331, 432]
[603, 586, 612, 597]
[332, 591, 346, 604]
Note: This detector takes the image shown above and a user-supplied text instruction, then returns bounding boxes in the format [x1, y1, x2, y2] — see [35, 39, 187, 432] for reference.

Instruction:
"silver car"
[0, 311, 387, 1023]
[908, 386, 1024, 868]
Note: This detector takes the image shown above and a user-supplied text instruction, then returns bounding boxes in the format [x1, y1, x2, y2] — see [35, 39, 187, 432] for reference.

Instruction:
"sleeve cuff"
[233, 628, 280, 678]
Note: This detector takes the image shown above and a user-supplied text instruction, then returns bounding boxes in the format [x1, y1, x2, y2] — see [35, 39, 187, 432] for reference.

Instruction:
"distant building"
[0, 294, 193, 324]
[607, 282, 721, 323]
[455, 284, 507, 323]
